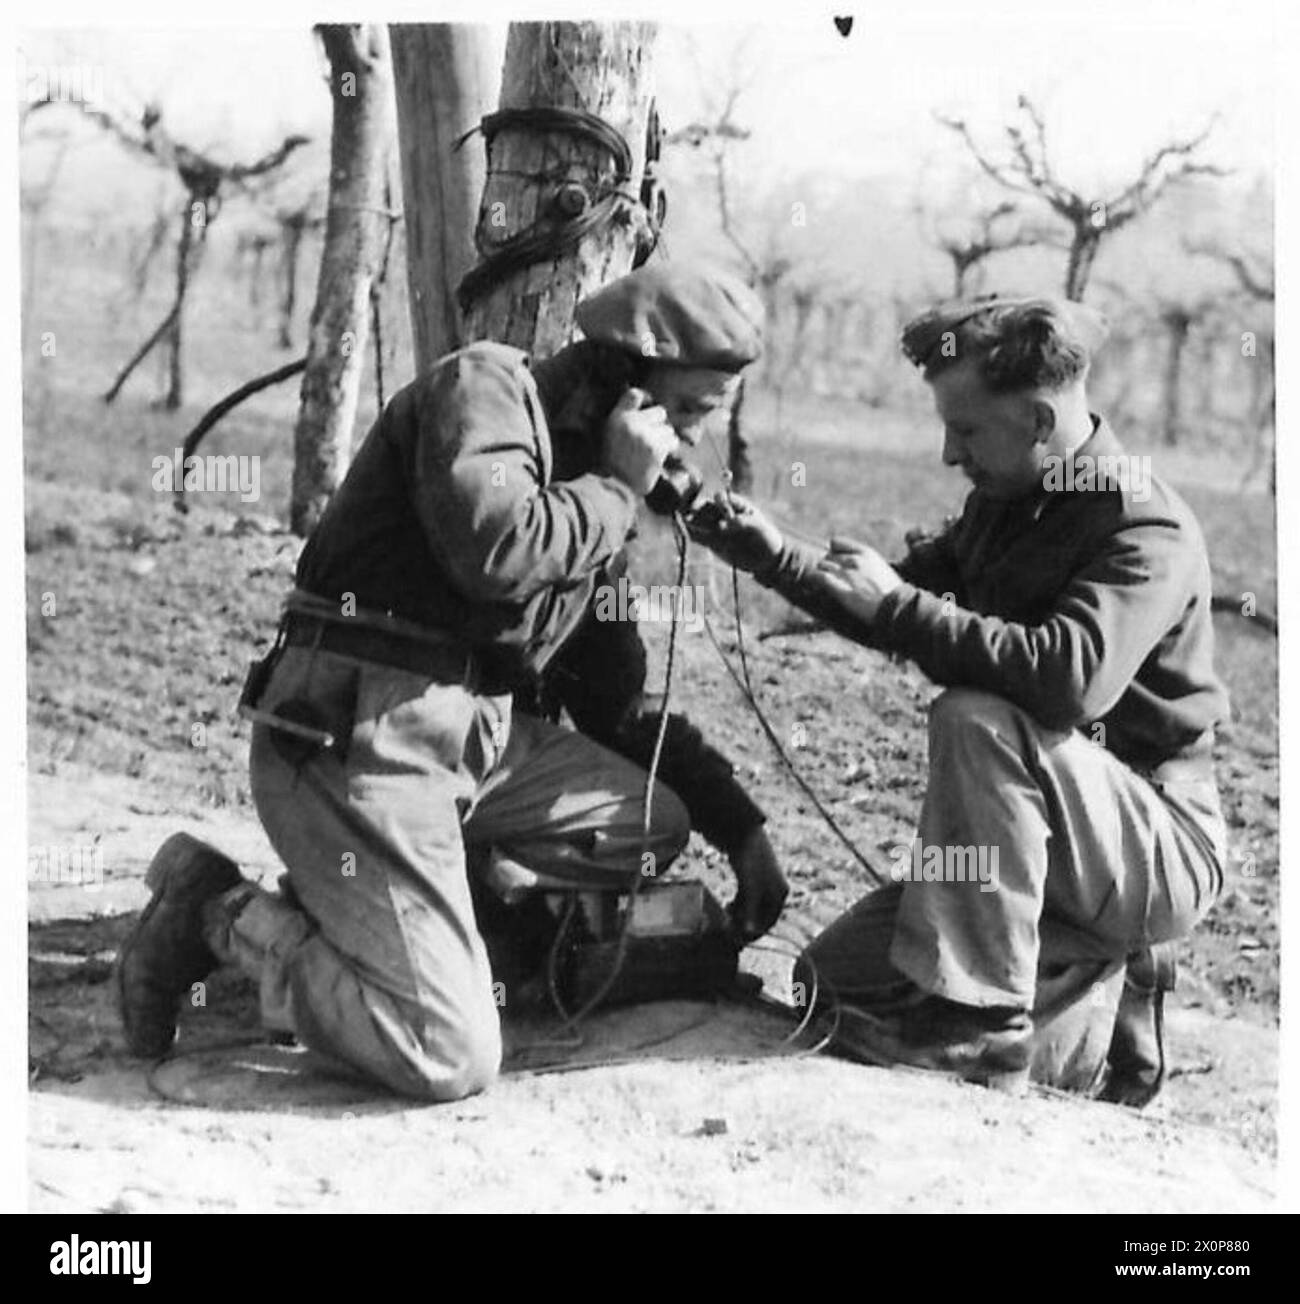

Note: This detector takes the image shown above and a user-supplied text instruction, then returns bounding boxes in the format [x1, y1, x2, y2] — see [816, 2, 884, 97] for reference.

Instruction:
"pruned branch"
[665, 94, 759, 281]
[173, 357, 309, 512]
[935, 113, 1041, 200]
[75, 97, 311, 406]
[926, 197, 1062, 295]
[1184, 237, 1274, 302]
[227, 133, 312, 183]
[1107, 116, 1225, 216]
[80, 101, 308, 200]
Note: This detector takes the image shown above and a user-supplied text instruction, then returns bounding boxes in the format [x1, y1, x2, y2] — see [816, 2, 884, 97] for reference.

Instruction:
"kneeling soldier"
[696, 297, 1228, 1099]
[117, 264, 788, 1101]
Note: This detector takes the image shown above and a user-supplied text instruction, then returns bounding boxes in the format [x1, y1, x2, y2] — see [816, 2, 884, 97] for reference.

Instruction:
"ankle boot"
[116, 833, 244, 1057]
[1100, 942, 1177, 1107]
[832, 993, 1033, 1093]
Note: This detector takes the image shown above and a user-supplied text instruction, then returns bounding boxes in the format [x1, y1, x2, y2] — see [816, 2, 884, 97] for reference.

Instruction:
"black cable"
[456, 105, 661, 313]
[700, 597, 889, 889]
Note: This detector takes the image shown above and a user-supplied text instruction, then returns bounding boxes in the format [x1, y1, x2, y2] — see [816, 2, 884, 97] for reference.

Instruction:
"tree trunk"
[1161, 310, 1192, 446]
[103, 200, 205, 406]
[390, 23, 499, 371]
[290, 24, 392, 538]
[460, 20, 657, 357]
[165, 204, 205, 409]
[1064, 229, 1100, 302]
[278, 214, 309, 349]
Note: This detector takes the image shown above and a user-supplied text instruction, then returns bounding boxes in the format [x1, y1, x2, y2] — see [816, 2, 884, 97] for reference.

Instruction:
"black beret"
[575, 263, 764, 372]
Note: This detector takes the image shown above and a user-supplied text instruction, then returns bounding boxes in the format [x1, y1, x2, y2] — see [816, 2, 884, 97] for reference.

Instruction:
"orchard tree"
[81, 102, 308, 408]
[938, 96, 1225, 301]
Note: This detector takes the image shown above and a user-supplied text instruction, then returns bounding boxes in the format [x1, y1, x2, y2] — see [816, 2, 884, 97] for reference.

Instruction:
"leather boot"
[116, 833, 244, 1057]
[1099, 942, 1177, 1107]
[831, 992, 1033, 1093]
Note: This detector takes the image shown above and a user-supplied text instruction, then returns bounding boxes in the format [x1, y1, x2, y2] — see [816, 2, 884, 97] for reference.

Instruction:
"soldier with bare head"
[695, 295, 1229, 1100]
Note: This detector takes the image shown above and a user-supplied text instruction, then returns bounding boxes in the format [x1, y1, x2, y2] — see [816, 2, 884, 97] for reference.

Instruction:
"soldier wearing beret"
[118, 263, 788, 1101]
[696, 296, 1229, 1099]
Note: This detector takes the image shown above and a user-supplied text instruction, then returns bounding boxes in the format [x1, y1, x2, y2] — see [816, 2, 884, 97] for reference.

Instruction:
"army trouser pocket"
[251, 646, 361, 772]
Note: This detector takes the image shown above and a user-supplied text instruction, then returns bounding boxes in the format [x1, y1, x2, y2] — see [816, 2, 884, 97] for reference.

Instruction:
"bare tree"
[663, 53, 792, 488]
[19, 125, 73, 354]
[1186, 238, 1275, 491]
[80, 101, 309, 407]
[667, 87, 759, 282]
[127, 192, 175, 304]
[1152, 291, 1220, 446]
[924, 198, 1061, 297]
[235, 226, 276, 316]
[938, 96, 1226, 300]
[273, 202, 325, 349]
[290, 23, 393, 537]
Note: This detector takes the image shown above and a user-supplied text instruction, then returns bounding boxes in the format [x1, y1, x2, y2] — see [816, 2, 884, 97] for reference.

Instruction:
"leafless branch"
[1104, 126, 1227, 229]
[1183, 237, 1274, 301]
[935, 113, 1041, 200]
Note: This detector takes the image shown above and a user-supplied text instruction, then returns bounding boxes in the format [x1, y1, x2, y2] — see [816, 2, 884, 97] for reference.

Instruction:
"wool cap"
[575, 263, 764, 372]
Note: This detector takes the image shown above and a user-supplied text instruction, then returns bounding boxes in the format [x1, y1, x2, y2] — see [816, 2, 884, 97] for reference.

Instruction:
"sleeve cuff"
[755, 539, 822, 587]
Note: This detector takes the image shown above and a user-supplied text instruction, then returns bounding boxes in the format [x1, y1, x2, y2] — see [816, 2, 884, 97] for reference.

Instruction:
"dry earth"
[27, 690, 1278, 1213]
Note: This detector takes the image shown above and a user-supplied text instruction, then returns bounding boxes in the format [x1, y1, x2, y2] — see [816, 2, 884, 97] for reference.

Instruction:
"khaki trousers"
[234, 645, 689, 1101]
[800, 688, 1226, 1013]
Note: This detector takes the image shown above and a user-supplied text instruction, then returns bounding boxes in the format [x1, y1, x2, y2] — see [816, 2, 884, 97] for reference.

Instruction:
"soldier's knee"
[928, 687, 1023, 742]
[649, 781, 691, 860]
[401, 1012, 501, 1103]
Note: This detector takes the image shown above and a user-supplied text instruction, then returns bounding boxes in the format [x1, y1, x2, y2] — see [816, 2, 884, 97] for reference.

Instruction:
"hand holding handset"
[601, 387, 705, 515]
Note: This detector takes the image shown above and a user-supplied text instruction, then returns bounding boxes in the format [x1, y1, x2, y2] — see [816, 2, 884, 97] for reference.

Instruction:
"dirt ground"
[25, 766, 1277, 1212]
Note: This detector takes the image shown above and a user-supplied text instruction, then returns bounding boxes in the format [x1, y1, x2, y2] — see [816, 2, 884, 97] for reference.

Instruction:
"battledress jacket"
[295, 340, 765, 855]
[756, 417, 1229, 776]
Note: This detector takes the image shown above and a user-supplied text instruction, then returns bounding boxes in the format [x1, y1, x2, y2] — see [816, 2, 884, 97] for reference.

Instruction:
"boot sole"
[116, 834, 241, 1059]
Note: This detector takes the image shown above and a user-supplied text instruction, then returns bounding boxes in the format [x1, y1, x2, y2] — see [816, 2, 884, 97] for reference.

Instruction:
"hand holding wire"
[686, 491, 784, 573]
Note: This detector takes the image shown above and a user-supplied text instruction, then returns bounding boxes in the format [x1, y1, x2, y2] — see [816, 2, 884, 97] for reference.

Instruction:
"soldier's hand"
[600, 387, 678, 496]
[728, 825, 788, 943]
[687, 492, 784, 573]
[811, 538, 903, 623]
